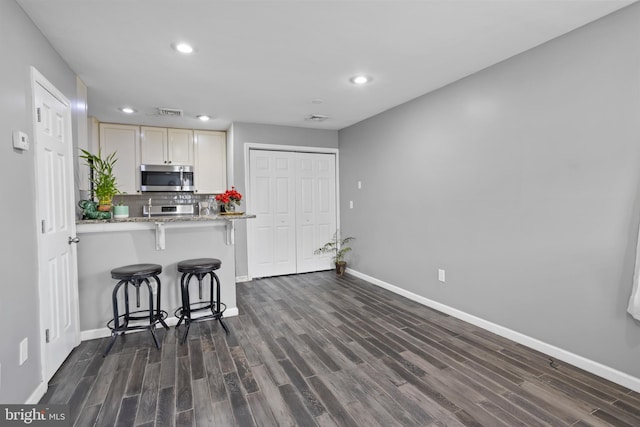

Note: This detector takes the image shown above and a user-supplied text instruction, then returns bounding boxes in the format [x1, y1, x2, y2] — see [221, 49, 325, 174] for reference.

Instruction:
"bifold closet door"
[295, 152, 336, 273]
[248, 149, 337, 278]
[249, 150, 297, 278]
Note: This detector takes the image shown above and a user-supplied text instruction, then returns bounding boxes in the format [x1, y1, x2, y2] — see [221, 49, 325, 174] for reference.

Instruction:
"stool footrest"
[175, 302, 228, 344]
[107, 310, 168, 333]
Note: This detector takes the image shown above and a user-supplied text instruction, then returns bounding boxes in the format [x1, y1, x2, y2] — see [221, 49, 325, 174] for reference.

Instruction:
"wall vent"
[157, 107, 183, 117]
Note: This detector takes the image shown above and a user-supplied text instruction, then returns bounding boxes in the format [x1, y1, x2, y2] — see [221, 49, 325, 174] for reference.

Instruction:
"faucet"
[147, 198, 152, 218]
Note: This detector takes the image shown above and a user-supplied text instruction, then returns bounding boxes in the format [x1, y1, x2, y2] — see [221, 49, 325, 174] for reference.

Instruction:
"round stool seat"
[111, 263, 162, 280]
[177, 258, 221, 273]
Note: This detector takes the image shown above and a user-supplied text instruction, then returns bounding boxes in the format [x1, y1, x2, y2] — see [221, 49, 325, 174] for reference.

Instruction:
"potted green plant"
[314, 230, 354, 276]
[113, 196, 129, 219]
[79, 148, 119, 211]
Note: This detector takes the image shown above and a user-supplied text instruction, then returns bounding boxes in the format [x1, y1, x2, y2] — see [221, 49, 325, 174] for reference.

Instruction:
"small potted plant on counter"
[79, 148, 119, 212]
[113, 196, 129, 219]
[314, 230, 354, 276]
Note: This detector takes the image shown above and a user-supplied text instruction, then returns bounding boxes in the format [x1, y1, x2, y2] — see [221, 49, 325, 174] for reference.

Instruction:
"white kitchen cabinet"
[168, 129, 194, 165]
[140, 126, 194, 166]
[194, 130, 227, 194]
[99, 123, 140, 194]
[140, 126, 166, 165]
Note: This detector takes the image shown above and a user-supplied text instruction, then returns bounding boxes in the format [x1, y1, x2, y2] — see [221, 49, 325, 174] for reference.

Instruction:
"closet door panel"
[248, 150, 296, 278]
[296, 152, 337, 273]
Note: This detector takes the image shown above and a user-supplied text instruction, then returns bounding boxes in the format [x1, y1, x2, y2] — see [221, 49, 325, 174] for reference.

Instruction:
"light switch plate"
[13, 131, 30, 150]
[19, 338, 28, 365]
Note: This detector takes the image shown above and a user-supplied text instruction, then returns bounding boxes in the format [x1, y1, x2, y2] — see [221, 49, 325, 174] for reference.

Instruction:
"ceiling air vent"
[305, 114, 329, 122]
[157, 107, 183, 117]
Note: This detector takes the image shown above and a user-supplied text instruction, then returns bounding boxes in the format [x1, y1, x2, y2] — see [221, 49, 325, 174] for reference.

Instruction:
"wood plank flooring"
[41, 271, 640, 426]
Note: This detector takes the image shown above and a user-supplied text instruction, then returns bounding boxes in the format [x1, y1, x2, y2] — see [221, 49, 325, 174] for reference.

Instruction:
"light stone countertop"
[76, 213, 255, 225]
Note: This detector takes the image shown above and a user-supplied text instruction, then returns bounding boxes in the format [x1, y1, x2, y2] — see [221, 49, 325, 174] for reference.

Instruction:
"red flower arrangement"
[215, 186, 242, 210]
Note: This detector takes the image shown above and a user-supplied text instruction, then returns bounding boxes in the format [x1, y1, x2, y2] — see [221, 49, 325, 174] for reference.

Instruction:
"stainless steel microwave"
[140, 164, 195, 192]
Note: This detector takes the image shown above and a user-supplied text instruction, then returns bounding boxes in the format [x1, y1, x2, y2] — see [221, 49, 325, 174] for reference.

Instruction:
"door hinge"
[45, 329, 50, 343]
[36, 107, 41, 123]
[41, 219, 46, 234]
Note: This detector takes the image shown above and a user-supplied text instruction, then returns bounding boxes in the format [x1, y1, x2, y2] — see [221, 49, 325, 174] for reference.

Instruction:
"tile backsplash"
[94, 192, 221, 217]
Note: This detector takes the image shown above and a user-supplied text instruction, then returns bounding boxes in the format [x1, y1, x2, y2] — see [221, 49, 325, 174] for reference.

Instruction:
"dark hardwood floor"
[41, 271, 640, 426]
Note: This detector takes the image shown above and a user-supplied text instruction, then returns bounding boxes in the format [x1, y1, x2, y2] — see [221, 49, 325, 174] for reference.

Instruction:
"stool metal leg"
[145, 279, 160, 350]
[176, 273, 187, 328]
[179, 272, 193, 344]
[153, 275, 169, 330]
[105, 280, 127, 356]
[212, 272, 229, 335]
[103, 334, 119, 356]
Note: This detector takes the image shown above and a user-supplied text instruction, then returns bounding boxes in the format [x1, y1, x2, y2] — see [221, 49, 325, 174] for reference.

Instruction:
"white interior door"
[249, 150, 297, 277]
[248, 149, 337, 278]
[296, 153, 337, 273]
[33, 69, 80, 382]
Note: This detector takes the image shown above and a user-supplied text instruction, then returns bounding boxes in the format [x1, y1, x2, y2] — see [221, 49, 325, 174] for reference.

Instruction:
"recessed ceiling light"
[197, 115, 211, 122]
[174, 43, 194, 54]
[350, 75, 372, 85]
[119, 107, 135, 114]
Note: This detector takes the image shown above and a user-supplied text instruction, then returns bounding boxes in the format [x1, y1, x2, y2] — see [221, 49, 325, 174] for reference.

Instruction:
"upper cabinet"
[99, 123, 140, 194]
[194, 130, 227, 194]
[96, 122, 225, 195]
[140, 126, 166, 165]
[168, 129, 194, 165]
[140, 126, 194, 166]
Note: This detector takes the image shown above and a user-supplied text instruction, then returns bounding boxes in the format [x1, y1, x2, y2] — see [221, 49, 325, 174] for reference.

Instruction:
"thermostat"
[13, 131, 30, 151]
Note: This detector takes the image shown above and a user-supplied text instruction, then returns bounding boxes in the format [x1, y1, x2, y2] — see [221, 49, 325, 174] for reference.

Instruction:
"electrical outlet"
[19, 338, 28, 365]
[438, 269, 446, 283]
[349, 200, 354, 209]
[357, 181, 362, 189]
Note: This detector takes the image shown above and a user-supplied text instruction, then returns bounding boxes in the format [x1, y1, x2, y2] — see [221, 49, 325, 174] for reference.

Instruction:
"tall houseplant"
[79, 148, 119, 211]
[314, 230, 354, 276]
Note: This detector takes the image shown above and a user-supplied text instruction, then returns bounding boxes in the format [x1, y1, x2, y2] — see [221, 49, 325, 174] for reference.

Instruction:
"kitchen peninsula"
[75, 213, 254, 340]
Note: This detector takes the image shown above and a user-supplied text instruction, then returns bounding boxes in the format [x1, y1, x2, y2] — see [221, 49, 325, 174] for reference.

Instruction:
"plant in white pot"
[314, 230, 354, 276]
[113, 196, 129, 219]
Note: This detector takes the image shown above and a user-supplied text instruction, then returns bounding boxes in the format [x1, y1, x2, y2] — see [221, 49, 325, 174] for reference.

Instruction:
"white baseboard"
[347, 268, 640, 393]
[25, 381, 48, 404]
[236, 275, 251, 283]
[80, 307, 239, 341]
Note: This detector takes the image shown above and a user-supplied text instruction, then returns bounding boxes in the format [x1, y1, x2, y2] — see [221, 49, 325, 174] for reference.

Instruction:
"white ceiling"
[17, 0, 636, 131]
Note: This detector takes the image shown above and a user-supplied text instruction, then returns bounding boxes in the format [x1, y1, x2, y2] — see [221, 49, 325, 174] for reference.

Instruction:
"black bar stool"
[175, 258, 229, 343]
[104, 263, 169, 355]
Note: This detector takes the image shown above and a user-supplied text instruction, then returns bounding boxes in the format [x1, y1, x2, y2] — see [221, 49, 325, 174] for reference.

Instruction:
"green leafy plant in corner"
[79, 148, 119, 206]
[314, 230, 354, 275]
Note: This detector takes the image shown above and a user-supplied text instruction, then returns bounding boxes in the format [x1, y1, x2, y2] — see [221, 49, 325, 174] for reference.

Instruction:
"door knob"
[68, 236, 80, 244]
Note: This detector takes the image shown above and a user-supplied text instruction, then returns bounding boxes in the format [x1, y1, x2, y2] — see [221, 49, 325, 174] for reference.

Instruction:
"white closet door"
[249, 150, 297, 277]
[296, 153, 337, 273]
[248, 149, 337, 278]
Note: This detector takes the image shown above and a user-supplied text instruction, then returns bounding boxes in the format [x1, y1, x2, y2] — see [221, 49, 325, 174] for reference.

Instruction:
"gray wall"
[231, 122, 339, 277]
[0, 1, 78, 402]
[339, 3, 640, 379]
